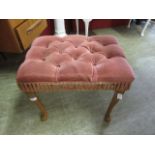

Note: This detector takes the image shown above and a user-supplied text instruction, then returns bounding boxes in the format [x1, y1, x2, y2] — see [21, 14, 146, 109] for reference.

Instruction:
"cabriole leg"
[104, 92, 123, 123]
[27, 93, 48, 121]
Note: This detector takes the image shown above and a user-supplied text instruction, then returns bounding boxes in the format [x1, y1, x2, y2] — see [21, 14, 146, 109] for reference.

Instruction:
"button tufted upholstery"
[16, 35, 135, 83]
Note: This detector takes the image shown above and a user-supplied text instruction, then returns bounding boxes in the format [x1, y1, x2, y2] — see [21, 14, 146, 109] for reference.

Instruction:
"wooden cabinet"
[0, 19, 47, 53]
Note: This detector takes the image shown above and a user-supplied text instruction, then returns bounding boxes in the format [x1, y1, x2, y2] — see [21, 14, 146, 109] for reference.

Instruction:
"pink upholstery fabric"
[16, 35, 135, 83]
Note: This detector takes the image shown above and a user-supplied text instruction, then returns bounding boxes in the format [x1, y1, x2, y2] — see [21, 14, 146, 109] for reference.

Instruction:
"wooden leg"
[27, 93, 48, 121]
[104, 92, 120, 123]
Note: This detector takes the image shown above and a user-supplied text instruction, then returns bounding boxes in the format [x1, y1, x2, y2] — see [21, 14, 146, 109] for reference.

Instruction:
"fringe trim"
[17, 81, 131, 93]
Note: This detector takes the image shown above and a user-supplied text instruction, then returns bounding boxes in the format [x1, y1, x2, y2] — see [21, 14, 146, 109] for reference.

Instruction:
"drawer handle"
[26, 20, 43, 34]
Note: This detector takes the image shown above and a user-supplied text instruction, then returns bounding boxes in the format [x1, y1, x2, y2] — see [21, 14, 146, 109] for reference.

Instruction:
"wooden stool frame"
[17, 81, 131, 123]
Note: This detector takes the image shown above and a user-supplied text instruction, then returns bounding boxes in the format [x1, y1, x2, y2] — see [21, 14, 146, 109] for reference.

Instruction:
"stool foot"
[27, 93, 48, 121]
[104, 92, 122, 123]
[41, 111, 48, 121]
[104, 114, 111, 123]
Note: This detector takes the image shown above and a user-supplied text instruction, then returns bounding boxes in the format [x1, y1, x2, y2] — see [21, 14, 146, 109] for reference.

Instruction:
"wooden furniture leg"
[27, 93, 48, 121]
[104, 92, 122, 123]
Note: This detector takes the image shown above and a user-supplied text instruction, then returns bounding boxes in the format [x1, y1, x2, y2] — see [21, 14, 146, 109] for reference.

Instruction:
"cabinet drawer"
[9, 19, 25, 28]
[16, 19, 47, 49]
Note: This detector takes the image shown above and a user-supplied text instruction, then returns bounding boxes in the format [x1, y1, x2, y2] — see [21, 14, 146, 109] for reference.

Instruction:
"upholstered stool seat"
[17, 35, 134, 83]
[16, 35, 135, 122]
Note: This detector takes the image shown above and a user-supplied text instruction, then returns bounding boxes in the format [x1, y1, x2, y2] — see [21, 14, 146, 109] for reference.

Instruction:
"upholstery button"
[57, 64, 61, 67]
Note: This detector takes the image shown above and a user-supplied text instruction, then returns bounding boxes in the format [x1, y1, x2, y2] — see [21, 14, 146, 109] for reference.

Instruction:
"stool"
[16, 35, 135, 123]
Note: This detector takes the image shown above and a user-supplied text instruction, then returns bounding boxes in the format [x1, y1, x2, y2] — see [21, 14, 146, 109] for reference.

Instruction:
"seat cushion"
[16, 35, 135, 83]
